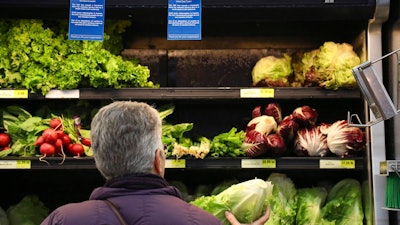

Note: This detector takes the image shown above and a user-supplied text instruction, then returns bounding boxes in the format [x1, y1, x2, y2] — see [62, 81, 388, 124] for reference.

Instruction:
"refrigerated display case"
[0, 0, 395, 224]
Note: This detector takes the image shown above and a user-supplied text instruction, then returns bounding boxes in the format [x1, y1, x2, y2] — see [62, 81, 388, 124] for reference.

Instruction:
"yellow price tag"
[241, 159, 276, 168]
[340, 160, 355, 169]
[16, 160, 31, 169]
[0, 89, 28, 99]
[261, 159, 276, 168]
[165, 159, 186, 168]
[320, 159, 355, 169]
[240, 88, 274, 98]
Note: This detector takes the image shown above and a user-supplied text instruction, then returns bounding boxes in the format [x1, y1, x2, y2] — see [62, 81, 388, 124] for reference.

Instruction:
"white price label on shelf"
[320, 159, 355, 169]
[240, 88, 274, 98]
[165, 159, 186, 168]
[0, 160, 31, 169]
[241, 159, 276, 168]
[45, 90, 80, 98]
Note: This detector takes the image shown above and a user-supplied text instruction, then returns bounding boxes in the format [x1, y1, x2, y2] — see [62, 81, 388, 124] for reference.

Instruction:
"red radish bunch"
[36, 117, 90, 159]
[0, 132, 11, 151]
[36, 128, 69, 157]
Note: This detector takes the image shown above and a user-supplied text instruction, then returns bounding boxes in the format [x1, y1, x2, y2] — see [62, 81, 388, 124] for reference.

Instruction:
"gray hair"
[90, 101, 163, 180]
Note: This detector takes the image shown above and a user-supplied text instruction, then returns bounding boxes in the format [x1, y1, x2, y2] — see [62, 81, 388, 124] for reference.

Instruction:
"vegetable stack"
[242, 102, 366, 158]
[0, 19, 157, 95]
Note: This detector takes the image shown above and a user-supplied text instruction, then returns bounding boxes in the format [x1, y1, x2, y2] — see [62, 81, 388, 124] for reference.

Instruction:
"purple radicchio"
[294, 126, 329, 157]
[320, 120, 366, 157]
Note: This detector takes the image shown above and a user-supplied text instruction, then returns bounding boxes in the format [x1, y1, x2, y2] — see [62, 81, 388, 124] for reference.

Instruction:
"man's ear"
[153, 149, 165, 177]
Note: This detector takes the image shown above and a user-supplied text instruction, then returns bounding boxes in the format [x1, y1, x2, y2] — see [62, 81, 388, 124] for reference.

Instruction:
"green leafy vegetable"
[210, 127, 245, 157]
[265, 173, 298, 225]
[6, 195, 49, 225]
[252, 54, 293, 87]
[296, 187, 329, 225]
[191, 178, 273, 225]
[292, 42, 361, 90]
[0, 19, 157, 94]
[1, 106, 49, 157]
[362, 180, 372, 225]
[321, 178, 364, 225]
[0, 206, 8, 225]
[211, 179, 239, 195]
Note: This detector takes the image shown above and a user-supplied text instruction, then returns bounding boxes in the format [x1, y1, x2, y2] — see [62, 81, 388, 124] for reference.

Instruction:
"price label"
[320, 159, 355, 169]
[340, 160, 355, 168]
[0, 160, 31, 169]
[240, 88, 274, 98]
[241, 159, 276, 168]
[165, 159, 186, 168]
[0, 90, 28, 99]
[45, 90, 80, 99]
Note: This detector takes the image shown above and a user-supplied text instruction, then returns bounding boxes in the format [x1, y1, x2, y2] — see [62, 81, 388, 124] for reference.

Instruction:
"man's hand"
[225, 206, 270, 225]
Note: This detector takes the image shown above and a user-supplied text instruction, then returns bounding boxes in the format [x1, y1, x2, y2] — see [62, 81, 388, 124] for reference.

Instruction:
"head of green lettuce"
[251, 54, 293, 87]
[292, 41, 361, 90]
[191, 178, 273, 225]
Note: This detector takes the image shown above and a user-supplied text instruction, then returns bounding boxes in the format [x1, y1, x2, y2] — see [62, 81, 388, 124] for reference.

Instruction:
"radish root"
[39, 154, 50, 166]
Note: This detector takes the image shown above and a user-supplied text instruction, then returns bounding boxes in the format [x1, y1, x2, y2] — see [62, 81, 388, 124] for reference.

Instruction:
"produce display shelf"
[23, 87, 362, 100]
[0, 156, 364, 170]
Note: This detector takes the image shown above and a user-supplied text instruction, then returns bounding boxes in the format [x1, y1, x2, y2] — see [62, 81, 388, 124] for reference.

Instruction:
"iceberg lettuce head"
[191, 178, 273, 225]
[252, 54, 293, 87]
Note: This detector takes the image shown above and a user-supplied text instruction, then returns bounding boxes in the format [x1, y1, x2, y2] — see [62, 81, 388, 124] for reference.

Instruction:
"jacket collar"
[89, 173, 183, 200]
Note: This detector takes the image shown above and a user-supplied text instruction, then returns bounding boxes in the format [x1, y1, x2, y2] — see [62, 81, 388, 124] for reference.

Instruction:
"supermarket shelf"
[22, 87, 361, 100]
[0, 0, 375, 21]
[0, 156, 365, 170]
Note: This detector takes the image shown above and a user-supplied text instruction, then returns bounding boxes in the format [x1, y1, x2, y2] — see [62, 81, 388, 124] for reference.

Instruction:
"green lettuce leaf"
[321, 178, 364, 225]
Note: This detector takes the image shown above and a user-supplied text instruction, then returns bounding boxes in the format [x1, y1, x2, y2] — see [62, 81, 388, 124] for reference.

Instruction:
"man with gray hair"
[41, 101, 269, 225]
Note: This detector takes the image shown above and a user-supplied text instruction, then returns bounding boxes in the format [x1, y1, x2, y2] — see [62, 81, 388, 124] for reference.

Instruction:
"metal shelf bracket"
[348, 49, 400, 127]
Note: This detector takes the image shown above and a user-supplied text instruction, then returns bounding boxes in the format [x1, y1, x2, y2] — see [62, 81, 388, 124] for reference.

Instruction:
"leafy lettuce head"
[265, 173, 298, 225]
[292, 49, 321, 87]
[252, 54, 293, 87]
[317, 42, 361, 90]
[321, 178, 364, 225]
[295, 187, 329, 225]
[191, 178, 273, 225]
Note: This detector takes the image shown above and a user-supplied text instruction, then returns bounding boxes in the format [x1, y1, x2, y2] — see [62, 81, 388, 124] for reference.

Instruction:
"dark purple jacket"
[41, 174, 222, 225]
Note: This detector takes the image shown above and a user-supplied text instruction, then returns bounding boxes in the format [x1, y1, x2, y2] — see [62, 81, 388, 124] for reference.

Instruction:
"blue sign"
[167, 0, 202, 40]
[69, 0, 105, 41]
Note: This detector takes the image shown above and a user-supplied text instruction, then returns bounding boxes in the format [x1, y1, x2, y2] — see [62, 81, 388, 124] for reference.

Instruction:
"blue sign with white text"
[69, 0, 105, 41]
[167, 0, 202, 40]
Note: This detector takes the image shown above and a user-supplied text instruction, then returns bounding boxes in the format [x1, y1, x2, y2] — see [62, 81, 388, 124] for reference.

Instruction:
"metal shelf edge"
[0, 156, 364, 170]
[22, 87, 362, 100]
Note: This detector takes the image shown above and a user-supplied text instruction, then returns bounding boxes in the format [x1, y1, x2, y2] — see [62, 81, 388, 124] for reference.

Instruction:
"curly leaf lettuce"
[0, 19, 157, 94]
[317, 42, 361, 90]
